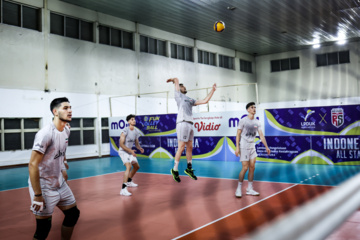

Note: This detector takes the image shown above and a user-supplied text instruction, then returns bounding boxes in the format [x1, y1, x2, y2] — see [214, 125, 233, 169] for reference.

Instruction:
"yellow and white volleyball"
[214, 21, 225, 32]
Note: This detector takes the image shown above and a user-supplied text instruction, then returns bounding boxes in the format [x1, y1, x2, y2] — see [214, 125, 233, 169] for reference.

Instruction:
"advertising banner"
[311, 136, 360, 165]
[265, 104, 360, 136]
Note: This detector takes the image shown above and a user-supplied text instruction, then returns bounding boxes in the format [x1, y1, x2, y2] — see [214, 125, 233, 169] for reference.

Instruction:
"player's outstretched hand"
[166, 78, 174, 83]
[212, 83, 217, 91]
[140, 148, 144, 154]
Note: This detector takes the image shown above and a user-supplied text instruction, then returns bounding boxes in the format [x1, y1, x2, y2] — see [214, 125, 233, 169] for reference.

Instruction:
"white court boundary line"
[171, 184, 298, 240]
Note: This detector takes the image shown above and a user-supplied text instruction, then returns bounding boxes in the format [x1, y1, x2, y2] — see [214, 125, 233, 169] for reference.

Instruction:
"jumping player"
[118, 114, 144, 196]
[167, 77, 216, 182]
[235, 102, 271, 197]
[28, 97, 80, 240]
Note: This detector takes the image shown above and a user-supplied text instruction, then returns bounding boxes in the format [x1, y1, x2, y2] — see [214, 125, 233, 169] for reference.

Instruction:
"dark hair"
[246, 102, 255, 109]
[126, 114, 136, 122]
[50, 97, 69, 114]
[179, 83, 184, 87]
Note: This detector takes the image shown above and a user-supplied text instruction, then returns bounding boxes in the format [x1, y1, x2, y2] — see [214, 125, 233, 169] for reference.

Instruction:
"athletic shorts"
[119, 151, 139, 165]
[176, 122, 194, 142]
[29, 182, 76, 216]
[240, 148, 257, 162]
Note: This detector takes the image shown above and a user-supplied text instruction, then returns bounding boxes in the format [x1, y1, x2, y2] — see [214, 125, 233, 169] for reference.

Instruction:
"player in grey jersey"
[28, 97, 79, 240]
[235, 102, 271, 198]
[167, 77, 216, 182]
[118, 114, 144, 196]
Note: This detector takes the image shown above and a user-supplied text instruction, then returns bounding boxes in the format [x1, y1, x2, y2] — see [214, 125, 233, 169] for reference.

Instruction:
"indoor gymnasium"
[0, 0, 360, 239]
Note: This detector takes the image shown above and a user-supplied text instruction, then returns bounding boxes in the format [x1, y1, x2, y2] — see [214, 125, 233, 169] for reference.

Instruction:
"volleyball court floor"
[1, 157, 360, 240]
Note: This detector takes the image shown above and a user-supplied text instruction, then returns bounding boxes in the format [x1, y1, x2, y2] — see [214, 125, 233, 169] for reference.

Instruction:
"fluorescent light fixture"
[336, 39, 347, 45]
[313, 44, 320, 49]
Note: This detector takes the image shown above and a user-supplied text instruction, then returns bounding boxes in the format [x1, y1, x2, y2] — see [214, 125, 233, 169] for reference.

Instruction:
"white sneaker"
[120, 187, 132, 196]
[126, 181, 138, 187]
[235, 188, 242, 198]
[246, 188, 260, 196]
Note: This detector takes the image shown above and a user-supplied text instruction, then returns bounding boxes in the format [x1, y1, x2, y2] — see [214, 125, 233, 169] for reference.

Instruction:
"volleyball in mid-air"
[214, 21, 225, 32]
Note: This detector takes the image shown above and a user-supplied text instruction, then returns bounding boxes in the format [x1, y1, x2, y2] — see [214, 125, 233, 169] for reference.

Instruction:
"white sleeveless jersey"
[30, 123, 70, 189]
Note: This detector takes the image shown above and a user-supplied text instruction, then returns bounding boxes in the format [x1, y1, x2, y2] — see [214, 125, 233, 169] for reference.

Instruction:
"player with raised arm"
[167, 77, 216, 182]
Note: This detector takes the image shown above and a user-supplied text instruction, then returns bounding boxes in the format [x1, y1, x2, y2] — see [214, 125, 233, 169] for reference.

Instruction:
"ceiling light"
[313, 44, 320, 49]
[336, 39, 347, 45]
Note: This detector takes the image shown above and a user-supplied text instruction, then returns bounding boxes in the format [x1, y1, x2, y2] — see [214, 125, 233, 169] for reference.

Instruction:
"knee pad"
[34, 217, 52, 240]
[62, 206, 80, 227]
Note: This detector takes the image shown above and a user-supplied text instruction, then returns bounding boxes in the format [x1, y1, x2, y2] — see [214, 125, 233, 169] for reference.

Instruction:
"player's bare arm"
[135, 139, 144, 154]
[120, 132, 137, 157]
[235, 129, 242, 157]
[166, 77, 180, 92]
[28, 150, 46, 211]
[195, 83, 217, 105]
[258, 129, 271, 155]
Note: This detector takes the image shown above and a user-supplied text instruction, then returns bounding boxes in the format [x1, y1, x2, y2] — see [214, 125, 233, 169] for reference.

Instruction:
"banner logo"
[331, 108, 344, 128]
[300, 109, 316, 129]
[194, 122, 220, 132]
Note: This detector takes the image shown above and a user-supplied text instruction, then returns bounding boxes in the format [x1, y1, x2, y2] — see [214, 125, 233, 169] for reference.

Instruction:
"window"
[1, 1, 41, 31]
[101, 118, 109, 144]
[271, 57, 300, 72]
[68, 118, 96, 146]
[99, 24, 133, 50]
[140, 35, 166, 56]
[0, 118, 41, 151]
[50, 12, 93, 42]
[240, 59, 252, 73]
[316, 51, 350, 67]
[198, 50, 216, 66]
[170, 43, 193, 62]
[219, 54, 234, 70]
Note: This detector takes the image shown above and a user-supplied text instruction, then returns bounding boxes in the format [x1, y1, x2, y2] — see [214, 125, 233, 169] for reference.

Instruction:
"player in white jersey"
[118, 114, 144, 196]
[28, 97, 80, 240]
[167, 77, 217, 182]
[235, 102, 271, 198]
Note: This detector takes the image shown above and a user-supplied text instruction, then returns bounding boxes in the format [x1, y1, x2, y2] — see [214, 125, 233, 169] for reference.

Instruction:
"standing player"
[119, 114, 144, 196]
[235, 102, 271, 198]
[28, 97, 80, 240]
[167, 77, 217, 182]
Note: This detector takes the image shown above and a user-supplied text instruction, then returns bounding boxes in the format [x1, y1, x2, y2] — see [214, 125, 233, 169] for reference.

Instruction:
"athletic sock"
[238, 182, 242, 189]
[173, 161, 179, 171]
[122, 183, 127, 189]
[248, 181, 253, 189]
[187, 161, 192, 170]
[127, 178, 132, 182]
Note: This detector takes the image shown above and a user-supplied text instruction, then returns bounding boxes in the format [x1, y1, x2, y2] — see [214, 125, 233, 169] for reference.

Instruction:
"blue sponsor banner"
[161, 136, 225, 161]
[226, 136, 311, 163]
[135, 114, 177, 136]
[265, 104, 360, 136]
[110, 136, 161, 157]
[312, 136, 360, 164]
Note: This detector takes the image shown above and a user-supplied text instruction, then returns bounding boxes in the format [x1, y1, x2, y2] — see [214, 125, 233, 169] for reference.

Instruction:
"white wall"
[256, 42, 360, 103]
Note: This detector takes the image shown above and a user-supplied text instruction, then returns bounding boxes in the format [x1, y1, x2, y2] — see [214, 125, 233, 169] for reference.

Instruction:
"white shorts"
[29, 182, 76, 216]
[176, 122, 194, 142]
[119, 151, 139, 165]
[240, 148, 257, 162]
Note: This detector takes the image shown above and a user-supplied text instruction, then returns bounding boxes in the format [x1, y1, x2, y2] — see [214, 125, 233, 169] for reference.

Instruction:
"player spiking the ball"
[167, 77, 216, 182]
